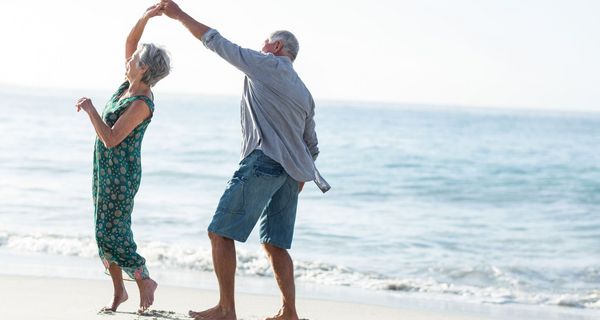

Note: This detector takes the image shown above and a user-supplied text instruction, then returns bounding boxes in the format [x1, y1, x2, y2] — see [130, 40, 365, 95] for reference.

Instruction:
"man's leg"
[189, 232, 237, 320]
[259, 175, 300, 320]
[263, 244, 299, 320]
[191, 151, 287, 320]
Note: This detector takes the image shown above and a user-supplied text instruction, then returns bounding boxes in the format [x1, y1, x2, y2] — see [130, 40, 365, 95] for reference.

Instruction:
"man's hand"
[161, 0, 183, 20]
[143, 3, 164, 20]
[158, 0, 210, 41]
[298, 182, 305, 193]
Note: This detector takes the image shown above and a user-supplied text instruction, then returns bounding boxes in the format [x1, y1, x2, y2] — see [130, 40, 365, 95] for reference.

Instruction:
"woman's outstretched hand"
[143, 3, 164, 20]
[76, 97, 94, 113]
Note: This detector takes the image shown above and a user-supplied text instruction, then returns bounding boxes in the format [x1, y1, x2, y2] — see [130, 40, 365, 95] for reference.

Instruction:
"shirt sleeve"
[201, 29, 274, 81]
[303, 95, 320, 160]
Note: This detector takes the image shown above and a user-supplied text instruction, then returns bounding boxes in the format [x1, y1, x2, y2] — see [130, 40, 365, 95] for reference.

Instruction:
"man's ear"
[274, 40, 283, 52]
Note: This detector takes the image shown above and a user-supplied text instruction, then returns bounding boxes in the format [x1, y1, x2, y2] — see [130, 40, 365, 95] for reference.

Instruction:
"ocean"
[0, 86, 599, 319]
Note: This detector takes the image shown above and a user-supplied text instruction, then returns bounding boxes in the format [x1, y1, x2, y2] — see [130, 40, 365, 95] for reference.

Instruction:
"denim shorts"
[208, 150, 299, 249]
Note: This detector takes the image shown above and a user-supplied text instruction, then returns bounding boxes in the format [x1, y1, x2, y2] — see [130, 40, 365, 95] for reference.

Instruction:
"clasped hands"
[143, 0, 183, 20]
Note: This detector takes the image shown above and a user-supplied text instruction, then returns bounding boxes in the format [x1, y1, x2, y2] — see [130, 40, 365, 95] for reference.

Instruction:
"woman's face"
[126, 53, 147, 81]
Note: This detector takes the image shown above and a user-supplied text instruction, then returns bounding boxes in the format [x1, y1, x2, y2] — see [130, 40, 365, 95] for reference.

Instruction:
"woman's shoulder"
[124, 95, 155, 114]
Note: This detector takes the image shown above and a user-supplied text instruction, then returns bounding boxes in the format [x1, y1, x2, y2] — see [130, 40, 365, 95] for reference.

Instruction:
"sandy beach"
[0, 274, 496, 320]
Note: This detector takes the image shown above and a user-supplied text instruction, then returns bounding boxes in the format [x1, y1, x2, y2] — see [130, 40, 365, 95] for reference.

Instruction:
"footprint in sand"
[135, 310, 187, 319]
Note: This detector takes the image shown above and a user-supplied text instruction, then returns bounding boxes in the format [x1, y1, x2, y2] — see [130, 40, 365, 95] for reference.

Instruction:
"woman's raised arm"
[125, 4, 163, 63]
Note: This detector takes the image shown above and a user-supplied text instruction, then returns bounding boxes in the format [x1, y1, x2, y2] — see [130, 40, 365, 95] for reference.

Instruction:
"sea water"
[0, 86, 599, 318]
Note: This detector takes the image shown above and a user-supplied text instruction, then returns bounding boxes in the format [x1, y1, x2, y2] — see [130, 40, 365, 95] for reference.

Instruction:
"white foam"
[1, 230, 598, 310]
[3, 232, 98, 258]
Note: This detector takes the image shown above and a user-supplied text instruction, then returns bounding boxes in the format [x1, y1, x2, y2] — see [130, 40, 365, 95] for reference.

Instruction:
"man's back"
[202, 29, 322, 185]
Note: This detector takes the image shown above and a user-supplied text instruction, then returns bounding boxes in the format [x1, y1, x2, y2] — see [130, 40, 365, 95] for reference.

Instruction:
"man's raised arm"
[161, 0, 210, 40]
[160, 0, 272, 81]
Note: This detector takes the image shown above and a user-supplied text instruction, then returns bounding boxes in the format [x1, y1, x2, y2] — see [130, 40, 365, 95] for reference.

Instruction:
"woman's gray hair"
[269, 30, 299, 61]
[136, 43, 171, 87]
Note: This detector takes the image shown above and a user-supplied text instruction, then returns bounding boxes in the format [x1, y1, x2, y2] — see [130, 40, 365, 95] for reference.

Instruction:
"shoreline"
[1, 273, 598, 320]
[0, 274, 426, 320]
[1, 249, 599, 320]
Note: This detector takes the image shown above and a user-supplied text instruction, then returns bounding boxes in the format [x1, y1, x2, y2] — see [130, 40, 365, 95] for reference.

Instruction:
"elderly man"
[160, 1, 329, 320]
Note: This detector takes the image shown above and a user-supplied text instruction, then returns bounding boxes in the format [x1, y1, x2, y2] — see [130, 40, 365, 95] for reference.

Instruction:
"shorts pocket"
[253, 154, 284, 177]
[254, 161, 284, 177]
[218, 171, 246, 214]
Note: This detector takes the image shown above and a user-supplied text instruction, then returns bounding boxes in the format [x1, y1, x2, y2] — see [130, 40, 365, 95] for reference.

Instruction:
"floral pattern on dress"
[93, 81, 154, 280]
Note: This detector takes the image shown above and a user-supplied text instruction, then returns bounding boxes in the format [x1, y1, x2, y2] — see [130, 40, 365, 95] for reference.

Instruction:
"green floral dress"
[92, 81, 154, 280]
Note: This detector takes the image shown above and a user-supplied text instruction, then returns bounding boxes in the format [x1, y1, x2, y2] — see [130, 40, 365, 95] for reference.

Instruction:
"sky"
[1, 0, 599, 110]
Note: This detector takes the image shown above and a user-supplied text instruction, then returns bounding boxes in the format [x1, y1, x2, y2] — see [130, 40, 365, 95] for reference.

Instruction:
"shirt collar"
[279, 55, 293, 64]
[265, 52, 293, 64]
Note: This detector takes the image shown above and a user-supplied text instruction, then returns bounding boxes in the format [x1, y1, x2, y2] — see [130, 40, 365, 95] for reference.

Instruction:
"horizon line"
[0, 82, 598, 115]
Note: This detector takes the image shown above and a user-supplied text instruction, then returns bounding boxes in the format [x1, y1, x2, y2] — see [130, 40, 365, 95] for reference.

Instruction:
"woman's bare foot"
[100, 291, 128, 312]
[103, 263, 128, 312]
[188, 305, 236, 320]
[136, 278, 158, 313]
[264, 306, 299, 320]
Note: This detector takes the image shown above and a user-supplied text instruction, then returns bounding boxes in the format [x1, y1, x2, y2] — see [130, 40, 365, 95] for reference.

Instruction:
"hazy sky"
[1, 0, 599, 110]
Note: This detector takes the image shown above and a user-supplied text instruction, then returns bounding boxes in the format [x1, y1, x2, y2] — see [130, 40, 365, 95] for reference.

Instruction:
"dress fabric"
[92, 81, 154, 280]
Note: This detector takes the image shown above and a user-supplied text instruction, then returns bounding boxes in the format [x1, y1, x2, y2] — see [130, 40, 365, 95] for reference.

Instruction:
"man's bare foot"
[188, 305, 236, 320]
[100, 291, 128, 312]
[136, 278, 158, 313]
[264, 306, 299, 320]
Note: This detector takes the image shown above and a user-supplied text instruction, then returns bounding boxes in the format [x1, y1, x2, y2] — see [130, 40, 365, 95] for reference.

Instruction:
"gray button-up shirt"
[201, 29, 330, 192]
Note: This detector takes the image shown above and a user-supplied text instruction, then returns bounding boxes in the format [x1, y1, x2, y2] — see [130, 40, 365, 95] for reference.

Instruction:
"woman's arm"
[76, 98, 151, 149]
[125, 4, 164, 62]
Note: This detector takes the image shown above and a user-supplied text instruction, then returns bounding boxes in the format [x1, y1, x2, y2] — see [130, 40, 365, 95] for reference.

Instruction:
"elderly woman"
[76, 4, 169, 313]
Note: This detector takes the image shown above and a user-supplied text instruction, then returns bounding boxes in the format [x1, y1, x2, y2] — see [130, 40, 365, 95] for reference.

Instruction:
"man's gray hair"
[269, 30, 299, 61]
[136, 43, 171, 87]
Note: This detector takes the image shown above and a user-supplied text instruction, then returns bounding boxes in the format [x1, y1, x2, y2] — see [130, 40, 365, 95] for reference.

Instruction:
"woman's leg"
[135, 274, 158, 313]
[103, 263, 129, 311]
